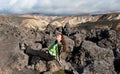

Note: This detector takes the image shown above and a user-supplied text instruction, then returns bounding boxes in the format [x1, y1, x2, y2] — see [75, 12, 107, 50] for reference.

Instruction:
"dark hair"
[61, 34, 66, 52]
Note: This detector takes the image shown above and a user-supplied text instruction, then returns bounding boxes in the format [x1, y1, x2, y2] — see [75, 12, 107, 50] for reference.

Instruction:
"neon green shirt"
[48, 42, 62, 61]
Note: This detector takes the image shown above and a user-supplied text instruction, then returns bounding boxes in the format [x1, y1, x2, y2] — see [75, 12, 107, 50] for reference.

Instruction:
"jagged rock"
[97, 38, 114, 49]
[10, 51, 29, 71]
[81, 41, 114, 74]
[43, 71, 52, 74]
[47, 60, 61, 73]
[35, 60, 47, 72]
[0, 68, 13, 74]
[12, 68, 40, 74]
[64, 35, 74, 52]
[41, 34, 55, 48]
[60, 52, 69, 60]
[0, 33, 28, 74]
[73, 32, 86, 47]
[62, 23, 72, 36]
[81, 40, 114, 59]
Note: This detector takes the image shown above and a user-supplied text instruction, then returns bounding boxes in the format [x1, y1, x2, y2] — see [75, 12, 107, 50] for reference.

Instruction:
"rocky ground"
[0, 13, 120, 74]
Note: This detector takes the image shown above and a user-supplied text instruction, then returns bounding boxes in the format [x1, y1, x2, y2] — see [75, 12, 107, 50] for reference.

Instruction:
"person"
[48, 34, 66, 64]
[20, 34, 66, 64]
[48, 35, 79, 74]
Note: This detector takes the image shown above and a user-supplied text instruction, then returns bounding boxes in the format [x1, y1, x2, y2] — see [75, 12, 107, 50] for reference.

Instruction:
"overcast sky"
[0, 0, 120, 15]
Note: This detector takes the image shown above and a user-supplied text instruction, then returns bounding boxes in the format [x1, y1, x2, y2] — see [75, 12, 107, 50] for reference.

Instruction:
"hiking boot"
[19, 43, 28, 50]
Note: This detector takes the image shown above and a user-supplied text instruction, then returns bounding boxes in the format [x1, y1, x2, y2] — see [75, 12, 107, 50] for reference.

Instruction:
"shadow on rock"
[112, 48, 120, 74]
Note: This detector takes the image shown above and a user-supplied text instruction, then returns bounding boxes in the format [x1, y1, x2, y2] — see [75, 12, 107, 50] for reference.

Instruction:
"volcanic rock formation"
[0, 13, 120, 74]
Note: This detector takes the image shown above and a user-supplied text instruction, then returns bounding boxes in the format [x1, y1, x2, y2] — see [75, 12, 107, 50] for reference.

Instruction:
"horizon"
[0, 0, 120, 16]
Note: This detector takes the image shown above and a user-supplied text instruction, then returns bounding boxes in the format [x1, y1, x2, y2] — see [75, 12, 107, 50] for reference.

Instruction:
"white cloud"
[0, 0, 10, 10]
[0, 0, 120, 15]
[9, 0, 17, 6]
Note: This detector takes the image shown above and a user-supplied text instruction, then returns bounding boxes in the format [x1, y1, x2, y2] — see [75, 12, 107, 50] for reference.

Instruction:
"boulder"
[81, 41, 114, 74]
[0, 33, 28, 74]
[35, 60, 47, 72]
[47, 60, 61, 73]
[64, 35, 74, 52]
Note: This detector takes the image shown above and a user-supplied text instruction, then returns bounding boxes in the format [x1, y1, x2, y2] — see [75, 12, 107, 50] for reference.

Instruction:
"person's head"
[56, 34, 66, 52]
[56, 34, 62, 42]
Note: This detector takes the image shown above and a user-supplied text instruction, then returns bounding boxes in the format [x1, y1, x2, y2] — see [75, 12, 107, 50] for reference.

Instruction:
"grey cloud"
[0, 0, 120, 15]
